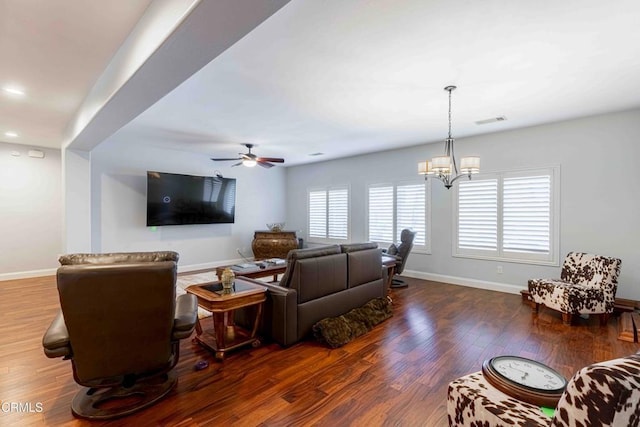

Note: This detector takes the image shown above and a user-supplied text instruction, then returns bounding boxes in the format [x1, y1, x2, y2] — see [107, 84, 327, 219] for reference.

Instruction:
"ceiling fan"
[211, 143, 285, 168]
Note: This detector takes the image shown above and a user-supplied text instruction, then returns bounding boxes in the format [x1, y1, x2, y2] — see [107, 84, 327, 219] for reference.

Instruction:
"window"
[454, 167, 559, 264]
[308, 186, 349, 241]
[367, 181, 429, 251]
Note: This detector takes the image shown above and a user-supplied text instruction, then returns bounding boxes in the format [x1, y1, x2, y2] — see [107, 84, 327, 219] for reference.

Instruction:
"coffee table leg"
[195, 318, 203, 335]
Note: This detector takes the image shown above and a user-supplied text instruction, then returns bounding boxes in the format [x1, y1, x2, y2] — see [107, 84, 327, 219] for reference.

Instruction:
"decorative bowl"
[267, 222, 285, 232]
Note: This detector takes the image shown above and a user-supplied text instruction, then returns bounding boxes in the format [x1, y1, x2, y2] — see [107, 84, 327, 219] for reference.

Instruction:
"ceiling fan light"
[242, 159, 257, 167]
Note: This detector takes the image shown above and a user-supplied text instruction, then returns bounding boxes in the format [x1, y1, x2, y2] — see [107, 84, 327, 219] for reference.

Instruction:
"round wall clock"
[481, 355, 568, 408]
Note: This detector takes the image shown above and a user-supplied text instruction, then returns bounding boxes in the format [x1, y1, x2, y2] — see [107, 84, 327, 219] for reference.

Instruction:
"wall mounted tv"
[146, 171, 236, 226]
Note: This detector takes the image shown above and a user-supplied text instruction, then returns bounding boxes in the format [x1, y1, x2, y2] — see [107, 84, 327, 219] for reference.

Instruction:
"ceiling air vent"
[475, 116, 507, 125]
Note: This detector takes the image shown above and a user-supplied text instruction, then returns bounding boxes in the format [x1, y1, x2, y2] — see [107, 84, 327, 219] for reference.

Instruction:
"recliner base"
[71, 370, 177, 420]
[390, 277, 409, 289]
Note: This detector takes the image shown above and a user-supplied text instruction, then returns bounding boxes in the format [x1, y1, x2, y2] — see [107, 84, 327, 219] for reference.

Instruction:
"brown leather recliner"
[42, 251, 198, 420]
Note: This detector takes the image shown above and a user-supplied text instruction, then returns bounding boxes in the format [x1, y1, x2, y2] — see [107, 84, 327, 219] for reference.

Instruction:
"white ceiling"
[3, 0, 640, 167]
[0, 0, 152, 148]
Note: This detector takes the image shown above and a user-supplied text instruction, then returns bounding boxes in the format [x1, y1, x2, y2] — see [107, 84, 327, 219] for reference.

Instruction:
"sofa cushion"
[290, 253, 347, 303]
[279, 245, 341, 288]
[340, 242, 379, 253]
[346, 248, 382, 288]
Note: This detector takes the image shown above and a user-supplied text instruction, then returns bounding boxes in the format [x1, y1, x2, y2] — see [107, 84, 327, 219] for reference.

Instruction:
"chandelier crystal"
[418, 86, 479, 189]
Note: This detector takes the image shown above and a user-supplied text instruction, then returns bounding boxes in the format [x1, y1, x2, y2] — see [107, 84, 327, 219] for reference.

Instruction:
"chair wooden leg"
[531, 303, 540, 314]
[599, 313, 610, 327]
[562, 313, 572, 325]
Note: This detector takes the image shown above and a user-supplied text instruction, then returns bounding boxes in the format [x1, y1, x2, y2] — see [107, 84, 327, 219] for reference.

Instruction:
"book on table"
[231, 263, 260, 272]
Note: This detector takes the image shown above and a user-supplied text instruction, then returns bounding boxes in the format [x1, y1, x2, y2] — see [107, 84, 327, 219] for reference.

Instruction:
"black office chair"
[384, 229, 417, 288]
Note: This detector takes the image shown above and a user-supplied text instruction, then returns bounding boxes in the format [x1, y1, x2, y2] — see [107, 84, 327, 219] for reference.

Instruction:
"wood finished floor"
[0, 275, 637, 426]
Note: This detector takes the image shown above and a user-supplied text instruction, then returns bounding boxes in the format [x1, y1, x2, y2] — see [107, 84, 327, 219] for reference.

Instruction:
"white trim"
[307, 184, 351, 242]
[365, 177, 431, 253]
[0, 267, 57, 281]
[402, 269, 524, 295]
[452, 165, 560, 266]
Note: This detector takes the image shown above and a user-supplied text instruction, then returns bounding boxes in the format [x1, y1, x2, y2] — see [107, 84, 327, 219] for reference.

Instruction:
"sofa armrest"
[237, 278, 298, 347]
[172, 293, 198, 340]
[42, 311, 71, 359]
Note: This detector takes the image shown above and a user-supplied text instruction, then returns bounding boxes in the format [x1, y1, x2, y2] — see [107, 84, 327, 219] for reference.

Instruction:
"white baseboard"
[403, 269, 525, 295]
[0, 268, 57, 281]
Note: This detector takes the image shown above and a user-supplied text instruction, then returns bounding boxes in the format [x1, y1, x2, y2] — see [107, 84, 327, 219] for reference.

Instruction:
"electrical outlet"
[496, 265, 503, 274]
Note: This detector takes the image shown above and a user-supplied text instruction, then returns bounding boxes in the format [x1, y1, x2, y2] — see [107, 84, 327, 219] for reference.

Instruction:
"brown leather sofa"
[241, 243, 385, 347]
[42, 251, 198, 420]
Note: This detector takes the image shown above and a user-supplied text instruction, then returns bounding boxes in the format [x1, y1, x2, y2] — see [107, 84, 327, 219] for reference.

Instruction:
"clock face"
[490, 356, 567, 392]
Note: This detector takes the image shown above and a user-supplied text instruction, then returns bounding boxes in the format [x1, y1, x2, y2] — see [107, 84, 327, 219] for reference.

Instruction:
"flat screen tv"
[146, 171, 236, 226]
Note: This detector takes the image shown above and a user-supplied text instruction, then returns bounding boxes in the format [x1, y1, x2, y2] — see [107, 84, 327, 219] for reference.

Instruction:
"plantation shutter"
[503, 175, 551, 254]
[328, 188, 348, 239]
[458, 179, 498, 251]
[308, 190, 327, 238]
[396, 184, 425, 246]
[368, 185, 394, 243]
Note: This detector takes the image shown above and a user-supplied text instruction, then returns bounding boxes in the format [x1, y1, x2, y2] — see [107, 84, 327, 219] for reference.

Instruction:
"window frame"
[452, 166, 560, 266]
[307, 185, 350, 244]
[366, 179, 431, 254]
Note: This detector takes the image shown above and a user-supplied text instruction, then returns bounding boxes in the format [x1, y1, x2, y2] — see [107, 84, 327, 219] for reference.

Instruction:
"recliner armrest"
[42, 311, 71, 359]
[172, 294, 198, 340]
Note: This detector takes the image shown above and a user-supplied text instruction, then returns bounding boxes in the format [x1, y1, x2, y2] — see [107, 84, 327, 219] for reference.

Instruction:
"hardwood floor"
[1, 275, 636, 426]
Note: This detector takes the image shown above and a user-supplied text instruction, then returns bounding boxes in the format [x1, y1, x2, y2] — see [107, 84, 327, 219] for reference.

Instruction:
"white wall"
[285, 109, 640, 300]
[91, 137, 287, 270]
[0, 142, 62, 278]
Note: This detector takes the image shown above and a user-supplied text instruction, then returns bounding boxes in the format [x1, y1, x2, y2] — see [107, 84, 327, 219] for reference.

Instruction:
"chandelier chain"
[448, 87, 453, 140]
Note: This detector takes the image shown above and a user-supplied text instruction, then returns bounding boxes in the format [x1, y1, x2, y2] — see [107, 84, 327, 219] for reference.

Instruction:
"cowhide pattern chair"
[528, 252, 621, 325]
[447, 352, 640, 426]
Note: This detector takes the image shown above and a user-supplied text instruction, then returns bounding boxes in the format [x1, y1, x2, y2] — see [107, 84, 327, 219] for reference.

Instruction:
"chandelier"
[418, 86, 480, 189]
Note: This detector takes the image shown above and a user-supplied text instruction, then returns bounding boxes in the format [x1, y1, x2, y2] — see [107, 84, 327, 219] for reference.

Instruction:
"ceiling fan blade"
[257, 157, 284, 163]
[257, 161, 274, 168]
[211, 157, 242, 161]
[231, 162, 243, 167]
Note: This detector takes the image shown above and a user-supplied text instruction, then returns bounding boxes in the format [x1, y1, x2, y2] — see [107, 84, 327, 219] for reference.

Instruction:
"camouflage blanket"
[312, 297, 392, 348]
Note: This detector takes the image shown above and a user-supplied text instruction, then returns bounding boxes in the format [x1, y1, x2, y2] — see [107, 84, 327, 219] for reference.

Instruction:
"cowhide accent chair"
[447, 352, 640, 426]
[528, 252, 621, 325]
[42, 251, 198, 420]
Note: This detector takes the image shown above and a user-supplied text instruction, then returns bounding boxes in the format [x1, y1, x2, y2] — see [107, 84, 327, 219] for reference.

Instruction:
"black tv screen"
[146, 171, 236, 226]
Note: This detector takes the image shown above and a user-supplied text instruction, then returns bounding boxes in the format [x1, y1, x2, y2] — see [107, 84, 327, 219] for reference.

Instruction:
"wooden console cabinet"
[251, 231, 298, 260]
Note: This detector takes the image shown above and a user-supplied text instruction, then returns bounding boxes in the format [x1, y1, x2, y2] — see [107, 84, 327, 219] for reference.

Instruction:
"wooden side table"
[186, 278, 267, 360]
[382, 255, 397, 294]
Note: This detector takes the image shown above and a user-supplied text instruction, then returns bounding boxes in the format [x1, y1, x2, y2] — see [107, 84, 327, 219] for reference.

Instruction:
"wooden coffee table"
[186, 278, 267, 360]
